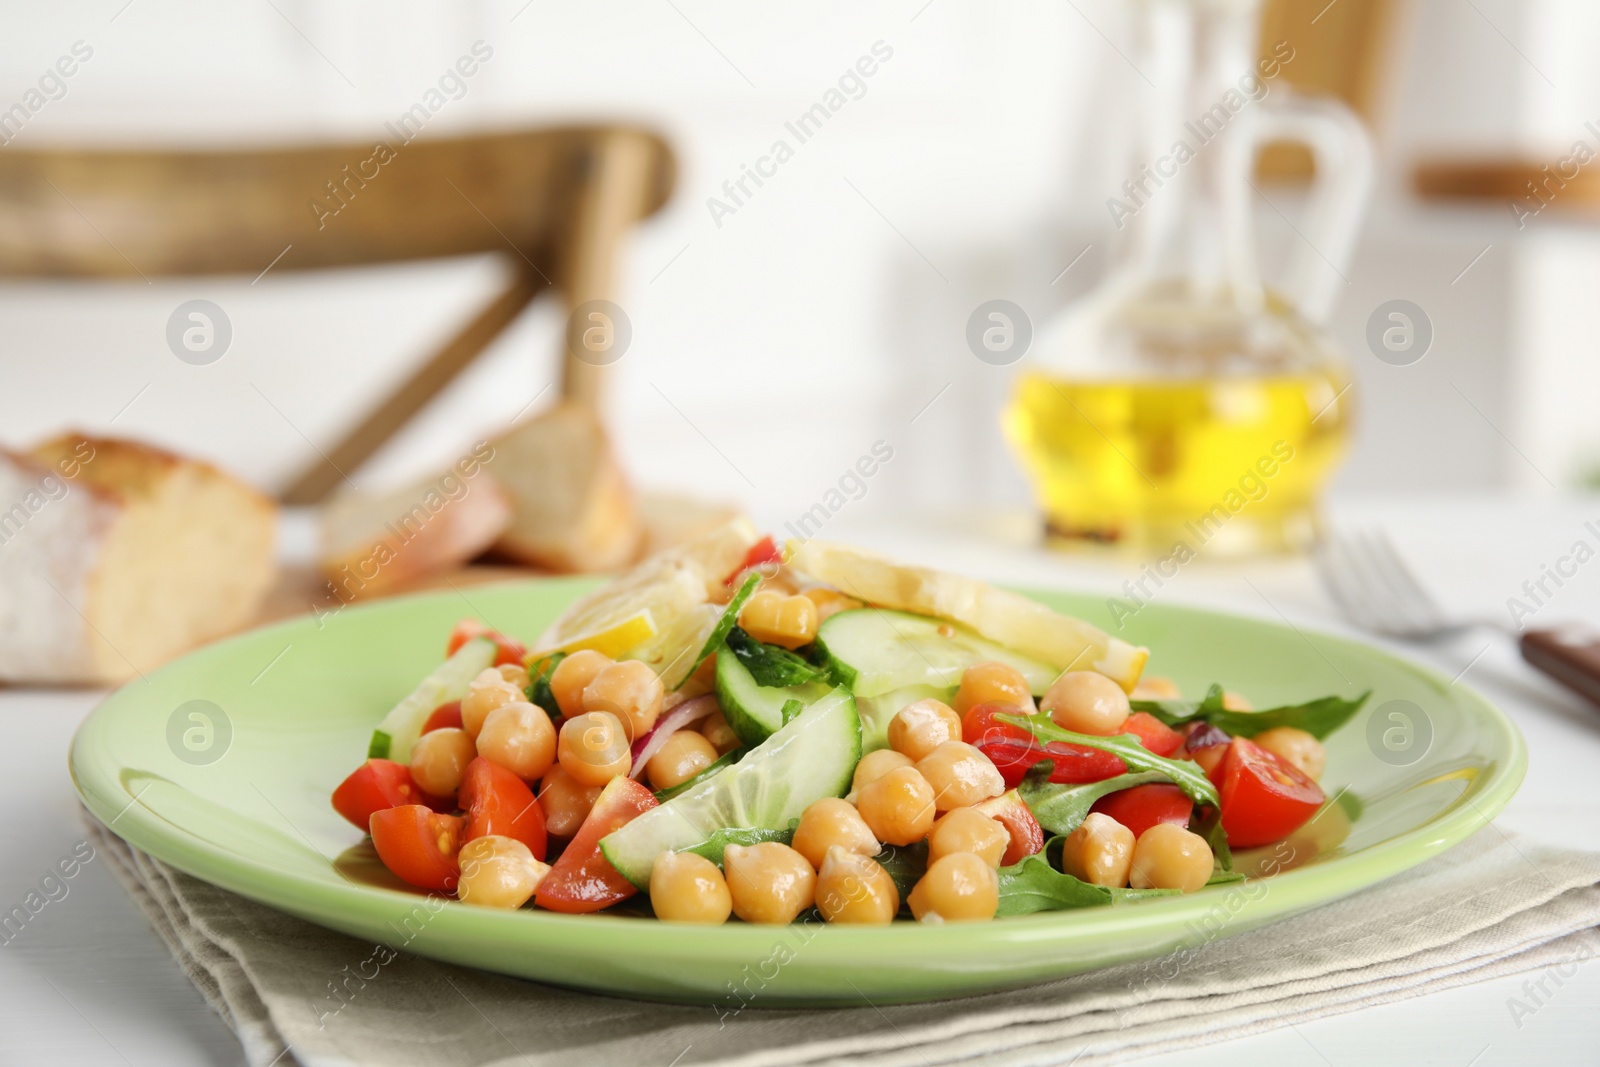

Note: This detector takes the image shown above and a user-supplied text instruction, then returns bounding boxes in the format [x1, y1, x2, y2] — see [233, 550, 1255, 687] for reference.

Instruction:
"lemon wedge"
[543, 609, 659, 659]
[786, 539, 1148, 691]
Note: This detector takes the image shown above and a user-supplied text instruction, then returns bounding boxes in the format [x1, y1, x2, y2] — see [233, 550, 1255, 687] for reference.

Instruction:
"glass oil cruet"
[1005, 0, 1373, 556]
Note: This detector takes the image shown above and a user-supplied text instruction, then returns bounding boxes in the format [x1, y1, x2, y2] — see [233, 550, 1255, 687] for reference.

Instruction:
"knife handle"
[1520, 626, 1600, 707]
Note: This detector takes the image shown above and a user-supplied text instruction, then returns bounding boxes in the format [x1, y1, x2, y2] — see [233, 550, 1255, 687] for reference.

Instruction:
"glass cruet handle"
[1249, 91, 1374, 325]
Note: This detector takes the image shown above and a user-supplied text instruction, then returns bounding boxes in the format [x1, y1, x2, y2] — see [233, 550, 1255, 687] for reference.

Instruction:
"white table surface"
[5, 492, 1600, 1066]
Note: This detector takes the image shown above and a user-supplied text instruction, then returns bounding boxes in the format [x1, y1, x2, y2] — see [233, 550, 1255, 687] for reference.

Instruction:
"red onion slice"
[630, 694, 718, 778]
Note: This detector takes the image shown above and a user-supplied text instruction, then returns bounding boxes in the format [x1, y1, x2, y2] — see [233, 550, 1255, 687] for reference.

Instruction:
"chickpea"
[851, 749, 914, 794]
[952, 661, 1033, 717]
[475, 701, 557, 780]
[646, 730, 719, 791]
[1060, 812, 1135, 887]
[1222, 690, 1252, 711]
[549, 649, 612, 718]
[1253, 727, 1326, 780]
[907, 852, 998, 923]
[456, 835, 549, 909]
[792, 798, 879, 870]
[888, 699, 963, 762]
[461, 669, 523, 739]
[1042, 671, 1130, 736]
[916, 741, 1005, 812]
[1190, 743, 1227, 777]
[1131, 674, 1181, 701]
[556, 711, 632, 787]
[409, 727, 475, 797]
[926, 807, 1009, 867]
[722, 842, 816, 925]
[537, 766, 601, 837]
[738, 590, 818, 650]
[699, 709, 741, 755]
[855, 766, 936, 846]
[582, 660, 664, 741]
[649, 851, 732, 924]
[801, 587, 864, 625]
[816, 846, 898, 924]
[496, 662, 531, 692]
[1129, 822, 1214, 893]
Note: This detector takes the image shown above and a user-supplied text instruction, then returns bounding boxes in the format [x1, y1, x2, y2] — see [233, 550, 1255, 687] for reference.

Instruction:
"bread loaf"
[487, 403, 641, 572]
[0, 434, 276, 685]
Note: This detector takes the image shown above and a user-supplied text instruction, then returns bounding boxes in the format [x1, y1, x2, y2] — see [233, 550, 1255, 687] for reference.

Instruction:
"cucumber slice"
[714, 646, 832, 747]
[817, 608, 1056, 699]
[600, 686, 860, 889]
[367, 637, 496, 762]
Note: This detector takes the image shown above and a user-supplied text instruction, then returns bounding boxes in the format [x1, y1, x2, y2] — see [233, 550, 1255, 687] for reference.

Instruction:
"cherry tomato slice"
[331, 759, 419, 830]
[422, 701, 464, 734]
[721, 535, 783, 586]
[1122, 712, 1184, 757]
[978, 737, 1128, 788]
[459, 758, 547, 861]
[1091, 783, 1193, 839]
[535, 776, 657, 913]
[446, 620, 527, 667]
[961, 702, 1036, 747]
[1215, 737, 1325, 849]
[973, 789, 1045, 865]
[370, 805, 463, 892]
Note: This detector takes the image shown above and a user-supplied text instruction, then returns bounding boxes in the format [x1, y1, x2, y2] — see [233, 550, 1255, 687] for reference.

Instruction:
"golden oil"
[1004, 369, 1351, 555]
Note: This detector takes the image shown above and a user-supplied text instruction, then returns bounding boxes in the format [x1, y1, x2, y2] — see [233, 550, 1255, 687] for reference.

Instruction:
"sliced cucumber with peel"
[600, 686, 860, 889]
[714, 646, 833, 747]
[367, 637, 496, 762]
[817, 608, 1057, 699]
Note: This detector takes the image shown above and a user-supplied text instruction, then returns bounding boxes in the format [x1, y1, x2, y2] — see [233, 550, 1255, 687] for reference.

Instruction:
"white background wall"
[2, 0, 1598, 526]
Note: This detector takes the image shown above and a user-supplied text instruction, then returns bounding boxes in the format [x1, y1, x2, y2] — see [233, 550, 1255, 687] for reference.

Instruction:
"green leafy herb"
[779, 698, 804, 726]
[1132, 684, 1369, 740]
[997, 848, 1178, 916]
[1017, 767, 1170, 836]
[725, 626, 826, 688]
[526, 652, 567, 720]
[681, 822, 795, 866]
[678, 573, 762, 688]
[652, 750, 740, 802]
[875, 840, 929, 902]
[997, 713, 1221, 808]
[1188, 804, 1235, 876]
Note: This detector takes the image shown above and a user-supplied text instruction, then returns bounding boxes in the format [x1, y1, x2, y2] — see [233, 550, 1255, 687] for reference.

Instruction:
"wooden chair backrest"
[0, 125, 675, 501]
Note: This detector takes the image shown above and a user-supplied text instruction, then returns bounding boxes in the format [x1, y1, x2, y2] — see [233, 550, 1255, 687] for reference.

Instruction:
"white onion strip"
[629, 694, 718, 778]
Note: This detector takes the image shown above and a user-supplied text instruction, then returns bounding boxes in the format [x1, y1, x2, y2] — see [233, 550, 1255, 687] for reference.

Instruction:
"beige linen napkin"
[86, 813, 1600, 1067]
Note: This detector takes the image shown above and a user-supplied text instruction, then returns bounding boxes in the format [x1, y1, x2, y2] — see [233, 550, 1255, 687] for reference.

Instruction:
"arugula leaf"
[681, 822, 795, 866]
[780, 698, 804, 726]
[725, 626, 826, 688]
[997, 848, 1178, 916]
[652, 750, 740, 802]
[1017, 766, 1170, 836]
[526, 652, 566, 720]
[997, 713, 1220, 808]
[679, 573, 762, 688]
[1188, 804, 1234, 876]
[1132, 686, 1369, 741]
[875, 841, 929, 902]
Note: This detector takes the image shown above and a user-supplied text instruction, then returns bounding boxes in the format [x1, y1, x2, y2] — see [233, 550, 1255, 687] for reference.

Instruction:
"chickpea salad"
[331, 522, 1367, 925]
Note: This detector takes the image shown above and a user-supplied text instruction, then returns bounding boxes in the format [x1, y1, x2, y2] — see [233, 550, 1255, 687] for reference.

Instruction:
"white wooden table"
[4, 493, 1599, 1066]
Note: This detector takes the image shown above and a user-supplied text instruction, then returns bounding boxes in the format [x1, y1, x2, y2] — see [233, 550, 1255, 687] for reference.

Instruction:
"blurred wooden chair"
[0, 125, 675, 503]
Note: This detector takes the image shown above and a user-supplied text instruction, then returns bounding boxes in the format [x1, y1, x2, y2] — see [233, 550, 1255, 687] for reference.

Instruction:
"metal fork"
[1314, 528, 1600, 705]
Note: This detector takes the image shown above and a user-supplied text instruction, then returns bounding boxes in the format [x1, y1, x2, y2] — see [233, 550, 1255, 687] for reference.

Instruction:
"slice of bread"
[0, 434, 277, 685]
[487, 402, 641, 573]
[319, 461, 511, 600]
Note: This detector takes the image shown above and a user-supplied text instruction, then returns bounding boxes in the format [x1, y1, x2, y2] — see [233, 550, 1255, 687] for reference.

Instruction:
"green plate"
[69, 578, 1525, 1006]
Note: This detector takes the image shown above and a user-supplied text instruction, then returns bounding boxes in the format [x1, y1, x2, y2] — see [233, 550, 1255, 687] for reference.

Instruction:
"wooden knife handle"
[1520, 626, 1600, 707]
